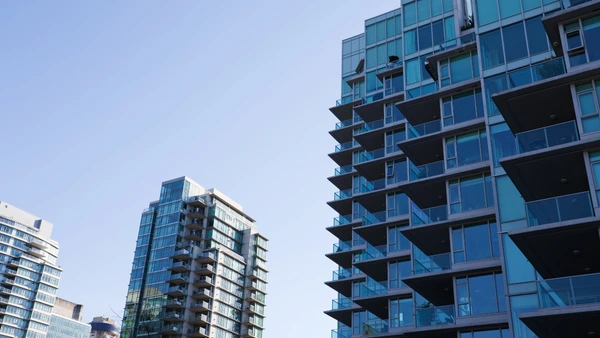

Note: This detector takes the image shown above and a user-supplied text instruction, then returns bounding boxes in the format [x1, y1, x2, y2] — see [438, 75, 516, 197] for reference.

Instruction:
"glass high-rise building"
[326, 1, 600, 337]
[0, 201, 62, 338]
[120, 177, 267, 338]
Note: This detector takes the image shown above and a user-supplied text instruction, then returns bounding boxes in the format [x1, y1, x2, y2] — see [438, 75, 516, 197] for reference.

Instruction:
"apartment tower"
[0, 201, 62, 338]
[120, 177, 267, 338]
[326, 0, 600, 337]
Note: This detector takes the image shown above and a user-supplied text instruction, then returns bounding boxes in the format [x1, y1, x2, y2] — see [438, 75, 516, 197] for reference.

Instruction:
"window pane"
[510, 294, 539, 338]
[583, 15, 600, 62]
[485, 74, 508, 116]
[496, 175, 524, 222]
[453, 91, 477, 124]
[377, 21, 386, 42]
[525, 16, 548, 55]
[445, 16, 456, 40]
[508, 67, 532, 89]
[500, 0, 521, 19]
[419, 24, 433, 50]
[503, 234, 535, 284]
[456, 132, 482, 166]
[432, 0, 443, 16]
[418, 0, 431, 22]
[579, 92, 597, 116]
[433, 20, 445, 46]
[468, 275, 498, 314]
[406, 58, 420, 84]
[366, 71, 377, 93]
[405, 29, 418, 55]
[366, 24, 377, 45]
[522, 0, 541, 11]
[450, 53, 473, 84]
[495, 273, 506, 312]
[583, 116, 600, 133]
[378, 44, 387, 65]
[367, 47, 377, 69]
[476, 0, 499, 26]
[464, 223, 492, 261]
[387, 18, 395, 38]
[490, 222, 500, 257]
[481, 29, 504, 69]
[460, 176, 486, 212]
[396, 37, 403, 57]
[404, 2, 417, 26]
[503, 22, 528, 62]
[444, 0, 454, 12]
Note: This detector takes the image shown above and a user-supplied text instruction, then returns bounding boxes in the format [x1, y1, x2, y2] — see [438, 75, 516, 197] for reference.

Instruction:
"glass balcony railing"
[386, 59, 403, 70]
[335, 118, 353, 130]
[335, 141, 354, 152]
[332, 241, 352, 253]
[416, 305, 456, 327]
[561, 0, 594, 8]
[334, 165, 353, 176]
[516, 121, 579, 154]
[361, 178, 386, 193]
[362, 92, 384, 104]
[331, 329, 351, 338]
[526, 192, 594, 227]
[412, 204, 448, 226]
[531, 57, 566, 82]
[408, 120, 442, 139]
[360, 281, 388, 297]
[438, 32, 476, 51]
[331, 296, 353, 310]
[334, 189, 352, 201]
[332, 268, 353, 281]
[362, 210, 387, 226]
[359, 148, 385, 163]
[414, 252, 452, 274]
[336, 97, 355, 106]
[355, 119, 385, 135]
[538, 272, 600, 308]
[359, 244, 387, 261]
[333, 214, 353, 226]
[409, 160, 445, 181]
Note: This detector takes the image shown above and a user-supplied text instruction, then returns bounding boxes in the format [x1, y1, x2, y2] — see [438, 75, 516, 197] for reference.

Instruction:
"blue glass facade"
[46, 314, 90, 338]
[120, 177, 267, 338]
[327, 1, 600, 337]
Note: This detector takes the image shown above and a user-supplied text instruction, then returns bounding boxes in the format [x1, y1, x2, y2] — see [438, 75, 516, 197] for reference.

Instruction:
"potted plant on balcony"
[416, 301, 434, 327]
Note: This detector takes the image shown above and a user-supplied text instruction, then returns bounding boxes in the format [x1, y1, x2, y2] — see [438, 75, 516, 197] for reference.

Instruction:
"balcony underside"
[403, 161, 491, 209]
[329, 148, 355, 167]
[403, 312, 508, 338]
[330, 125, 354, 144]
[326, 219, 361, 242]
[500, 143, 598, 201]
[330, 98, 361, 121]
[354, 249, 411, 281]
[398, 118, 486, 166]
[402, 207, 496, 256]
[354, 152, 405, 181]
[520, 304, 600, 338]
[542, 0, 600, 57]
[493, 65, 600, 134]
[354, 92, 405, 123]
[328, 172, 353, 191]
[354, 215, 410, 248]
[354, 121, 406, 151]
[324, 306, 358, 327]
[327, 198, 353, 216]
[402, 259, 502, 306]
[508, 218, 600, 278]
[396, 79, 481, 126]
[326, 247, 363, 269]
[354, 287, 412, 319]
[325, 275, 367, 298]
[426, 40, 478, 66]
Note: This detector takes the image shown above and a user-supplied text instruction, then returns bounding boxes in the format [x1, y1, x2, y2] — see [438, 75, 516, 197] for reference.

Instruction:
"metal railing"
[408, 120, 442, 139]
[516, 121, 579, 154]
[538, 272, 600, 308]
[334, 189, 352, 201]
[526, 192, 594, 227]
[411, 204, 448, 226]
[409, 160, 445, 181]
[414, 252, 452, 274]
[416, 305, 456, 327]
[335, 118, 353, 130]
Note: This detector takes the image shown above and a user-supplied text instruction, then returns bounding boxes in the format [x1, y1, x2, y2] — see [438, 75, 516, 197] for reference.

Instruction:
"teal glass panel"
[476, 0, 499, 25]
[592, 163, 600, 189]
[450, 53, 473, 84]
[472, 52, 480, 78]
[445, 16, 456, 40]
[583, 116, 600, 133]
[366, 47, 377, 69]
[418, 0, 431, 22]
[366, 24, 377, 45]
[464, 223, 492, 261]
[387, 41, 396, 58]
[406, 58, 420, 84]
[387, 18, 395, 38]
[485, 74, 507, 116]
[460, 176, 486, 212]
[405, 29, 418, 55]
[481, 29, 504, 69]
[377, 21, 387, 42]
[503, 22, 528, 62]
[468, 274, 498, 314]
[404, 2, 417, 26]
[342, 76, 352, 95]
[432, 0, 443, 16]
[419, 24, 433, 50]
[395, 15, 402, 35]
[579, 92, 597, 116]
[510, 295, 538, 338]
[508, 67, 532, 88]
[523, 0, 541, 10]
[496, 175, 524, 223]
[525, 16, 548, 55]
[444, 0, 453, 12]
[396, 38, 403, 57]
[378, 44, 387, 65]
[433, 20, 444, 45]
[583, 15, 600, 62]
[366, 71, 377, 93]
[500, 0, 521, 19]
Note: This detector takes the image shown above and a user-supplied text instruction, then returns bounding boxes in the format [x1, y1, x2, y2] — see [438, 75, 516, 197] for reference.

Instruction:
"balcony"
[3, 269, 17, 277]
[330, 118, 355, 144]
[375, 59, 404, 83]
[186, 218, 204, 231]
[246, 292, 267, 305]
[195, 264, 215, 276]
[508, 191, 600, 278]
[190, 301, 211, 312]
[28, 237, 47, 249]
[326, 240, 361, 269]
[185, 230, 203, 242]
[193, 276, 213, 288]
[188, 314, 210, 325]
[327, 214, 360, 241]
[516, 121, 579, 154]
[196, 251, 217, 264]
[409, 160, 444, 181]
[164, 299, 185, 309]
[354, 244, 410, 281]
[242, 328, 259, 338]
[171, 248, 192, 260]
[191, 288, 213, 300]
[354, 89, 404, 123]
[245, 304, 264, 316]
[543, 0, 600, 56]
[357, 147, 385, 164]
[187, 327, 209, 338]
[166, 286, 187, 297]
[329, 141, 358, 168]
[325, 268, 366, 298]
[247, 316, 264, 328]
[329, 165, 354, 192]
[169, 261, 191, 273]
[354, 282, 412, 319]
[324, 296, 356, 327]
[167, 273, 189, 285]
[330, 97, 362, 121]
[187, 207, 205, 219]
[162, 312, 184, 322]
[427, 33, 477, 66]
[26, 247, 45, 258]
[160, 324, 183, 334]
[519, 272, 600, 338]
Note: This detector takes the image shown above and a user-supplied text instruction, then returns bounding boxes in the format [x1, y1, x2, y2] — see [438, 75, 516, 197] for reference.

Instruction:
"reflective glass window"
[404, 2, 417, 26]
[525, 16, 548, 55]
[476, 0, 498, 26]
[503, 22, 528, 63]
[500, 0, 521, 19]
[481, 29, 504, 69]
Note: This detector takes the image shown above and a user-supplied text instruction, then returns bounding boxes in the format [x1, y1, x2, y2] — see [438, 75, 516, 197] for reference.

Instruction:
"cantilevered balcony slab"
[326, 217, 361, 242]
[354, 214, 410, 247]
[324, 302, 361, 327]
[403, 312, 508, 338]
[402, 258, 502, 306]
[500, 143, 598, 201]
[396, 78, 481, 126]
[354, 120, 407, 152]
[354, 249, 411, 281]
[330, 122, 355, 144]
[328, 144, 359, 168]
[542, 0, 600, 56]
[328, 167, 354, 192]
[326, 244, 364, 269]
[508, 214, 600, 278]
[376, 61, 404, 82]
[325, 272, 366, 298]
[520, 304, 600, 338]
[402, 207, 496, 256]
[327, 195, 353, 216]
[493, 64, 600, 134]
[330, 98, 362, 121]
[354, 287, 412, 319]
[354, 92, 405, 123]
[354, 151, 405, 181]
[398, 118, 486, 166]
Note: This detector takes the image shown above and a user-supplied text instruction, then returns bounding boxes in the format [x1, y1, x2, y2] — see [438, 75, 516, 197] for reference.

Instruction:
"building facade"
[89, 316, 119, 338]
[326, 0, 600, 337]
[47, 298, 91, 338]
[120, 177, 268, 338]
[0, 202, 63, 338]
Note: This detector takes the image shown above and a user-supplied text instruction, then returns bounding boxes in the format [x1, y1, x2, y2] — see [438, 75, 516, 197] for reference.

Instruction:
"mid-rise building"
[89, 316, 119, 338]
[0, 201, 63, 338]
[47, 298, 91, 338]
[120, 177, 268, 338]
[326, 1, 600, 337]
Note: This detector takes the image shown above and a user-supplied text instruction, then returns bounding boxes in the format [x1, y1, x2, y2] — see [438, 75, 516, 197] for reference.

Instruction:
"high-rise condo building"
[326, 1, 600, 337]
[120, 177, 268, 338]
[0, 201, 63, 338]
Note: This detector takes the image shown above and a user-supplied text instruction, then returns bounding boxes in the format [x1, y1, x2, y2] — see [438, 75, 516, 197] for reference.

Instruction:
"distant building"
[47, 297, 91, 338]
[89, 316, 120, 338]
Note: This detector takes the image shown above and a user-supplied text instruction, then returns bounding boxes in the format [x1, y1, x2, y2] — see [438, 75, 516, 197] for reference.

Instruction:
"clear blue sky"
[0, 1, 398, 336]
